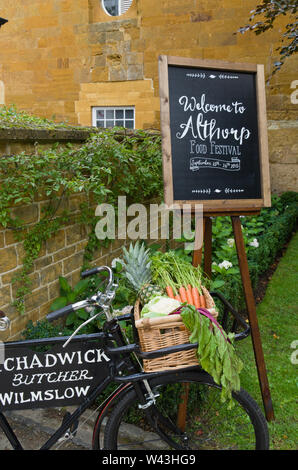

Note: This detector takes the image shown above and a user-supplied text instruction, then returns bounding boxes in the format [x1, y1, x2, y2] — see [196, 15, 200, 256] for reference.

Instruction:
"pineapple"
[122, 242, 164, 305]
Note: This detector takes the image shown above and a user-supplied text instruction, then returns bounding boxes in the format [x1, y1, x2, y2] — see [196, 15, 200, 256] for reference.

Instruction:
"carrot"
[186, 284, 194, 305]
[175, 295, 182, 301]
[199, 294, 206, 308]
[166, 286, 175, 298]
[192, 287, 201, 309]
[179, 286, 188, 303]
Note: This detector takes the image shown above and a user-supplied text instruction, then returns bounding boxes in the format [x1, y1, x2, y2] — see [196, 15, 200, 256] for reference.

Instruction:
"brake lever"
[62, 282, 119, 348]
[91, 282, 118, 307]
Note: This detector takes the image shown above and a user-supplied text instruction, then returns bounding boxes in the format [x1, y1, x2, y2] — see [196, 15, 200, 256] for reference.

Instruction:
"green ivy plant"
[0, 125, 163, 314]
[49, 276, 90, 328]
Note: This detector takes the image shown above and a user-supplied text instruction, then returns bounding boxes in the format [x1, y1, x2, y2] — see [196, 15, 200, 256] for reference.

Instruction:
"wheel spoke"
[102, 372, 269, 450]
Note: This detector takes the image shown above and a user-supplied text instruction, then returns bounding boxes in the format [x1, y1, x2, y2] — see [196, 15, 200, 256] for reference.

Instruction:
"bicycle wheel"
[103, 370, 269, 450]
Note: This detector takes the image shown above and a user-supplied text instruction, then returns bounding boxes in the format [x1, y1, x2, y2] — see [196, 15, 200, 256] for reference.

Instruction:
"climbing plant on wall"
[0, 126, 163, 313]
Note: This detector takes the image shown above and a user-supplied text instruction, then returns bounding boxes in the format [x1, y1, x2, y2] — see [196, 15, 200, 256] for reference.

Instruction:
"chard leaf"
[181, 304, 243, 407]
[223, 354, 233, 381]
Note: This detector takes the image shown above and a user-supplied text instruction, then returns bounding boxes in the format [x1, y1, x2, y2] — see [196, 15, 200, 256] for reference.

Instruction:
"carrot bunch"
[165, 277, 206, 309]
[150, 251, 207, 309]
[174, 284, 206, 309]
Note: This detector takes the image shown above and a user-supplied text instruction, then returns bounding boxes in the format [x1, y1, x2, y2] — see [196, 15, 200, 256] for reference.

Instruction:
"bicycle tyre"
[103, 370, 269, 450]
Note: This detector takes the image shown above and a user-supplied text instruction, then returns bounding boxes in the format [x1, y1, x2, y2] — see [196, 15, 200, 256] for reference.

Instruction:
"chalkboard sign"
[159, 56, 271, 211]
[0, 340, 110, 411]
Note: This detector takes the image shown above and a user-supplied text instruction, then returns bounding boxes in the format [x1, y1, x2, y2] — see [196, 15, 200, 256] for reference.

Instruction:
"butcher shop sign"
[0, 341, 110, 410]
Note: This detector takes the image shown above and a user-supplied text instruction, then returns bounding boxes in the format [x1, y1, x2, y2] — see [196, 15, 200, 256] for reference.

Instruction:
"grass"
[237, 231, 298, 450]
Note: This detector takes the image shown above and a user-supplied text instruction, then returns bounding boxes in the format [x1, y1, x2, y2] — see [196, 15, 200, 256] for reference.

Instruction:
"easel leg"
[203, 217, 212, 279]
[192, 217, 205, 267]
[177, 383, 189, 431]
[178, 217, 212, 430]
[191, 215, 212, 276]
[231, 216, 275, 422]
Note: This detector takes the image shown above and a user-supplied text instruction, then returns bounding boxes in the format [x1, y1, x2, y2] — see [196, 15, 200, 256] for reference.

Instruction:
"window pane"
[125, 120, 134, 129]
[103, 0, 119, 16]
[102, 0, 133, 17]
[125, 109, 134, 119]
[106, 120, 114, 128]
[106, 109, 114, 119]
[96, 121, 105, 128]
[96, 110, 104, 119]
[116, 109, 124, 119]
[116, 120, 124, 127]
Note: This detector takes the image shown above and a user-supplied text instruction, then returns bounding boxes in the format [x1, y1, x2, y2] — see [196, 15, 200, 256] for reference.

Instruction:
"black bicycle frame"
[0, 292, 250, 450]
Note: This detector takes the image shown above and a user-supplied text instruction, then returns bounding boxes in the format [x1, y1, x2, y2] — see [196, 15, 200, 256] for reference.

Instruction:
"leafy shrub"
[22, 319, 72, 340]
[0, 104, 77, 129]
[211, 195, 298, 312]
[0, 126, 162, 312]
[21, 319, 72, 352]
[49, 276, 97, 333]
[279, 191, 298, 207]
[248, 202, 297, 284]
[173, 193, 297, 314]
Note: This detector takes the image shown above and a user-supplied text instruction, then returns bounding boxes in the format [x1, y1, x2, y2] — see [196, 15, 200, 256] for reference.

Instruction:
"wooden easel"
[159, 55, 274, 425]
[191, 211, 275, 422]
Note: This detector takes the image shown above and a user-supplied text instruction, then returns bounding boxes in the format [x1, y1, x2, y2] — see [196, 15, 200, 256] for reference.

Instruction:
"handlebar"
[81, 266, 112, 282]
[46, 303, 75, 323]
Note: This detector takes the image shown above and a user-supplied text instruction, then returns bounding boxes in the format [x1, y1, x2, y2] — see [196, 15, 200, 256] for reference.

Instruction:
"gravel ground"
[0, 405, 165, 451]
[0, 407, 94, 450]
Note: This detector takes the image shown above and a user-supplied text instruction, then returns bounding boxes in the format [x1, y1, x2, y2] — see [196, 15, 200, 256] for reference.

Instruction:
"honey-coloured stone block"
[0, 246, 18, 273]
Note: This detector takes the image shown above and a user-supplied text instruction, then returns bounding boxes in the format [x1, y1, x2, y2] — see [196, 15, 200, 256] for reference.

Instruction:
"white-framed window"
[102, 0, 133, 17]
[92, 106, 135, 129]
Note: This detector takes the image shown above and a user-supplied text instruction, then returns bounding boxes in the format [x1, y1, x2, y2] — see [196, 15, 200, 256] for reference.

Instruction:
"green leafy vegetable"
[181, 305, 243, 408]
[141, 296, 181, 318]
[150, 250, 204, 295]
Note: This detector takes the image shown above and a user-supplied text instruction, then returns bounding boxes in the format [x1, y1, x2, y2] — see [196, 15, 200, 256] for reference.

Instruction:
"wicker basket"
[134, 286, 218, 373]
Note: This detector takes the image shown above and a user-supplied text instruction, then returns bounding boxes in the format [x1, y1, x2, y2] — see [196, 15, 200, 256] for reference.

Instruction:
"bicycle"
[0, 266, 269, 450]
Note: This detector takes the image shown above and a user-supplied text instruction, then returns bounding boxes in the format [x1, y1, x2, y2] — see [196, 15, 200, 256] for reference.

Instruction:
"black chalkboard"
[0, 340, 110, 411]
[159, 57, 271, 210]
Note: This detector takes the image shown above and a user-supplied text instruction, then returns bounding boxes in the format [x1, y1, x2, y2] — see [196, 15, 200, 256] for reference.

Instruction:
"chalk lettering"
[177, 114, 250, 145]
[178, 94, 246, 114]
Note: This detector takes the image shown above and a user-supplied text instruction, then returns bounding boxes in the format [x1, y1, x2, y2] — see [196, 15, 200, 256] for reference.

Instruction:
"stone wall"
[75, 79, 160, 130]
[267, 121, 298, 194]
[0, 212, 136, 341]
[0, 130, 84, 340]
[0, 129, 167, 341]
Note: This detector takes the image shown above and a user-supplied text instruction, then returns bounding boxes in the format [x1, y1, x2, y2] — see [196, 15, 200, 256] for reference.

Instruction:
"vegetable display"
[121, 242, 164, 305]
[150, 250, 206, 308]
[120, 242, 243, 405]
[140, 296, 181, 318]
